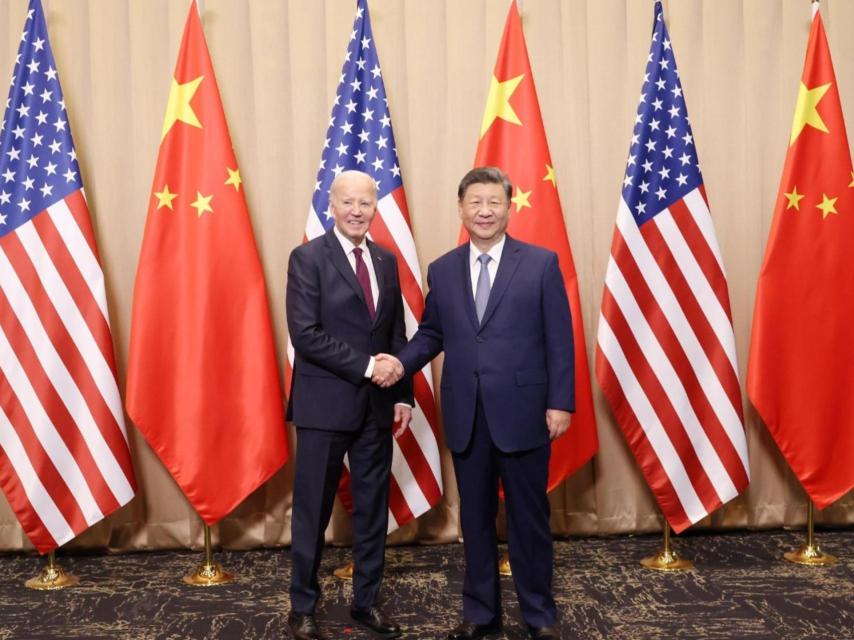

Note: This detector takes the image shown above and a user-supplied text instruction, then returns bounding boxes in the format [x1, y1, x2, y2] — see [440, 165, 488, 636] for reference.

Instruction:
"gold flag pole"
[25, 550, 79, 590]
[183, 523, 234, 586]
[498, 551, 512, 576]
[783, 500, 836, 566]
[640, 518, 693, 571]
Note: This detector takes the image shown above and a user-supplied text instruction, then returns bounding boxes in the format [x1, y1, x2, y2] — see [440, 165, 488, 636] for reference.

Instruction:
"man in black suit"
[379, 167, 572, 640]
[286, 170, 410, 640]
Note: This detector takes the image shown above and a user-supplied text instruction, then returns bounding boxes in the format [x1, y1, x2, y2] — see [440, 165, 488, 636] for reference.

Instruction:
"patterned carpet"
[0, 530, 851, 639]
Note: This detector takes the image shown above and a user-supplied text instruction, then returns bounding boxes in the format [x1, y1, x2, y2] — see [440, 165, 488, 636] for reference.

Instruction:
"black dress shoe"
[350, 607, 402, 638]
[287, 611, 325, 640]
[528, 625, 559, 640]
[447, 619, 502, 640]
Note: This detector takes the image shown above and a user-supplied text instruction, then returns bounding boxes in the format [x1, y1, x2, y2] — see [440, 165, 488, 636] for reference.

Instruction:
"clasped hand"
[372, 353, 403, 388]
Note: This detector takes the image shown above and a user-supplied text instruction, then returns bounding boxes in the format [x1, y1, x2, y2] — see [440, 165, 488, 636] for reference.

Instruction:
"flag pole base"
[333, 561, 354, 580]
[182, 524, 234, 586]
[25, 552, 79, 590]
[182, 561, 234, 586]
[784, 545, 836, 566]
[640, 520, 693, 571]
[498, 552, 512, 576]
[640, 549, 694, 571]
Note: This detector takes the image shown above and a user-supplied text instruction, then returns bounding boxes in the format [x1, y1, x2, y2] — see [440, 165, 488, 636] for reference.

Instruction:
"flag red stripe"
[0, 445, 59, 552]
[638, 219, 744, 419]
[0, 249, 121, 517]
[368, 211, 425, 320]
[667, 199, 734, 320]
[387, 474, 414, 528]
[64, 190, 100, 261]
[0, 364, 91, 536]
[600, 286, 722, 515]
[394, 427, 442, 507]
[413, 373, 439, 438]
[594, 347, 693, 532]
[32, 209, 117, 374]
[611, 232, 748, 493]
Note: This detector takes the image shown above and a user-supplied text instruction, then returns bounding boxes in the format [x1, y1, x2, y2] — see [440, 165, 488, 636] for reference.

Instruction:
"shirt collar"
[333, 225, 369, 256]
[469, 234, 506, 268]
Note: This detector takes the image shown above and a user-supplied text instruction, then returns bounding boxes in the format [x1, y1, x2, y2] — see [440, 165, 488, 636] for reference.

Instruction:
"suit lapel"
[479, 235, 521, 330]
[324, 230, 372, 320]
[457, 244, 480, 332]
[367, 238, 386, 326]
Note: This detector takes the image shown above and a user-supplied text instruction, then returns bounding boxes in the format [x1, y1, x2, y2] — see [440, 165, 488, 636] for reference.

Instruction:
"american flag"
[595, 1, 749, 533]
[287, 0, 442, 531]
[0, 0, 136, 553]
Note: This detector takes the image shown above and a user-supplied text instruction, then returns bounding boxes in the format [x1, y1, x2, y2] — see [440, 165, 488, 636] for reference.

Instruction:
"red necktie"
[353, 247, 375, 319]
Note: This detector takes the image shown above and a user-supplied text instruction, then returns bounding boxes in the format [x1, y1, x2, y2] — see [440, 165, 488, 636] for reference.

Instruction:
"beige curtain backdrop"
[0, 0, 852, 552]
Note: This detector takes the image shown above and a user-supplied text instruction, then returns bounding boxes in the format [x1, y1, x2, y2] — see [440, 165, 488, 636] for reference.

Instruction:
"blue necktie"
[475, 253, 491, 323]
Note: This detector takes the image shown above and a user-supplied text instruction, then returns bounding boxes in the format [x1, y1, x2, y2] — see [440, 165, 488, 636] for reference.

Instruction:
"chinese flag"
[465, 0, 598, 490]
[747, 5, 854, 508]
[126, 1, 288, 524]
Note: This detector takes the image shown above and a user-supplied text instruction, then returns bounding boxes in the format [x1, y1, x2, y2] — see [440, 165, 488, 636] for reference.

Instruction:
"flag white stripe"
[390, 437, 431, 516]
[617, 200, 748, 471]
[17, 222, 127, 440]
[597, 314, 708, 523]
[377, 194, 423, 283]
[682, 189, 725, 274]
[0, 244, 133, 509]
[47, 197, 110, 322]
[305, 208, 326, 239]
[406, 405, 442, 485]
[654, 209, 739, 375]
[0, 407, 75, 546]
[0, 318, 102, 526]
[604, 256, 738, 502]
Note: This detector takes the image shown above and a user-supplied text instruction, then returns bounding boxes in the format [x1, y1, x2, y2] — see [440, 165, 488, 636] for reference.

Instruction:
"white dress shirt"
[469, 235, 506, 298]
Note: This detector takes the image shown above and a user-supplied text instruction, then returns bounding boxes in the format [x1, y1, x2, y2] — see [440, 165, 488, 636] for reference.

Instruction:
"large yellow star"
[816, 193, 838, 219]
[783, 186, 805, 211]
[543, 164, 557, 187]
[161, 75, 204, 141]
[480, 74, 524, 137]
[511, 185, 532, 212]
[153, 184, 178, 210]
[225, 167, 242, 191]
[190, 191, 213, 217]
[790, 81, 831, 145]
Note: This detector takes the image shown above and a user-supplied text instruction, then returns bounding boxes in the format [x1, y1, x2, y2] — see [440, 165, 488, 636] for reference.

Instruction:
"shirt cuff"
[394, 402, 413, 409]
[364, 356, 375, 378]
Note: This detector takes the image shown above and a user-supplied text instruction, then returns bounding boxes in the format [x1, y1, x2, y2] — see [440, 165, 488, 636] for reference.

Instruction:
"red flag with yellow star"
[126, 1, 288, 524]
[748, 3, 854, 508]
[465, 1, 598, 490]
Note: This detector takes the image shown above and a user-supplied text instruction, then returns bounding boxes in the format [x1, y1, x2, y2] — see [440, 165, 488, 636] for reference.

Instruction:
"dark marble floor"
[0, 530, 852, 639]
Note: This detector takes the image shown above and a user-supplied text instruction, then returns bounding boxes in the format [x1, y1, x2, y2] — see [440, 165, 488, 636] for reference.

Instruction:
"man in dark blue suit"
[286, 170, 410, 640]
[380, 167, 572, 640]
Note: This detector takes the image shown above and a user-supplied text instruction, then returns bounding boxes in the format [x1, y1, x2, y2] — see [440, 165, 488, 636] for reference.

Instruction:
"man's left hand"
[393, 404, 412, 438]
[546, 409, 571, 440]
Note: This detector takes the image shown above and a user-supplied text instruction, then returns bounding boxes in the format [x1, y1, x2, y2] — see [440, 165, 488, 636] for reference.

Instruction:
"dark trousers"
[452, 393, 556, 628]
[289, 415, 392, 614]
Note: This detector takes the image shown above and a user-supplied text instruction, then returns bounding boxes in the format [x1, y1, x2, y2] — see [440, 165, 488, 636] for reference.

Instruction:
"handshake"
[372, 353, 404, 388]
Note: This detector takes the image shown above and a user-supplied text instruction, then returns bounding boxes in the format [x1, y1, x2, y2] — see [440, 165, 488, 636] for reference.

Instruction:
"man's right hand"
[372, 353, 403, 388]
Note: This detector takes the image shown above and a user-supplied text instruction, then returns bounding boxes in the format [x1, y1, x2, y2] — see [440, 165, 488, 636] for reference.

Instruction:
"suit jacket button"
[476, 336, 484, 343]
[473, 371, 479, 378]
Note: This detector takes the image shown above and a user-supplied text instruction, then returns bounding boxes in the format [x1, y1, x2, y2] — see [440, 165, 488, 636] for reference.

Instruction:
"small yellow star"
[783, 186, 805, 211]
[153, 184, 178, 210]
[543, 164, 556, 187]
[816, 193, 838, 219]
[190, 191, 213, 217]
[790, 81, 831, 145]
[480, 74, 524, 137]
[161, 75, 204, 141]
[225, 167, 242, 191]
[849, 171, 854, 188]
[511, 186, 532, 212]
